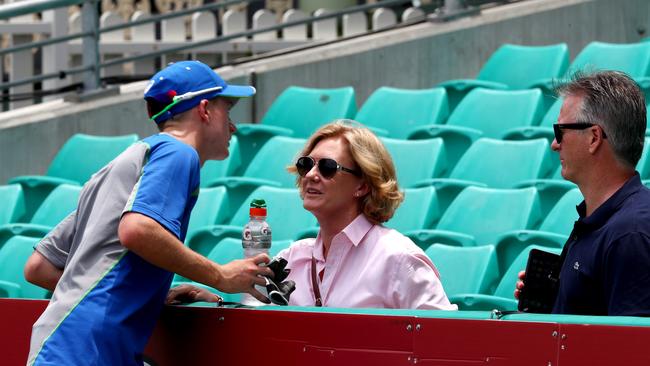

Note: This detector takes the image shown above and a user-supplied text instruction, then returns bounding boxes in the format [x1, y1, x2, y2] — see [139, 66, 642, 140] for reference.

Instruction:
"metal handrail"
[0, 0, 259, 57]
[0, 0, 84, 20]
[0, 0, 417, 93]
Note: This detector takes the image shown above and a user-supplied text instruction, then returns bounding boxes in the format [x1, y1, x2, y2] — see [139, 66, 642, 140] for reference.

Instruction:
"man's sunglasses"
[553, 122, 607, 143]
[295, 156, 361, 179]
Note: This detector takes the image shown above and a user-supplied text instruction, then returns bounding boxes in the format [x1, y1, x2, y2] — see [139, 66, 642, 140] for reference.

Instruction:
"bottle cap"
[249, 198, 267, 216]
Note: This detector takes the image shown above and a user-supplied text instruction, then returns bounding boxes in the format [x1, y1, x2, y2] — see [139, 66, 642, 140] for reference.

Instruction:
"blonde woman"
[277, 120, 457, 309]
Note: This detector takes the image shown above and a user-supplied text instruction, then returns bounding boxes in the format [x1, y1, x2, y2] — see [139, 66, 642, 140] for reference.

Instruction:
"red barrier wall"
[3, 299, 649, 366]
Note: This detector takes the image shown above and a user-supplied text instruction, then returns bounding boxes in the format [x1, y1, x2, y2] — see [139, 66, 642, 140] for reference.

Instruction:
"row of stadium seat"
[231, 41, 650, 163]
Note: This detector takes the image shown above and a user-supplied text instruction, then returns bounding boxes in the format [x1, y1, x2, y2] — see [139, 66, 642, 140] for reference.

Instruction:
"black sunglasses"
[553, 122, 607, 143]
[295, 156, 361, 179]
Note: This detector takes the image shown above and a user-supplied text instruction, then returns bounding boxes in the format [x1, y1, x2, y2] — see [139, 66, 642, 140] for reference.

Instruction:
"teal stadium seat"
[385, 186, 440, 233]
[408, 88, 545, 168]
[207, 136, 306, 217]
[8, 133, 138, 221]
[234, 86, 357, 172]
[450, 245, 562, 311]
[531, 41, 650, 110]
[438, 43, 569, 111]
[0, 184, 25, 226]
[0, 184, 81, 250]
[354, 87, 449, 138]
[503, 97, 563, 143]
[199, 136, 242, 188]
[494, 188, 582, 276]
[187, 186, 317, 256]
[186, 187, 231, 238]
[381, 137, 448, 186]
[0, 235, 49, 299]
[415, 138, 554, 213]
[425, 244, 499, 296]
[405, 186, 541, 250]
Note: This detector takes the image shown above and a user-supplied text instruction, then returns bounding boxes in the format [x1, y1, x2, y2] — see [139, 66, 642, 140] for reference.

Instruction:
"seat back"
[243, 136, 306, 187]
[187, 187, 230, 236]
[0, 184, 25, 225]
[539, 188, 582, 235]
[355, 87, 449, 138]
[385, 186, 440, 232]
[230, 186, 317, 240]
[206, 237, 243, 264]
[0, 235, 49, 299]
[437, 186, 541, 246]
[46, 134, 139, 184]
[539, 98, 563, 128]
[261, 86, 357, 138]
[200, 136, 242, 187]
[477, 43, 569, 89]
[493, 244, 562, 298]
[30, 184, 82, 227]
[425, 244, 498, 295]
[570, 41, 650, 78]
[450, 138, 554, 188]
[447, 88, 544, 139]
[381, 137, 447, 187]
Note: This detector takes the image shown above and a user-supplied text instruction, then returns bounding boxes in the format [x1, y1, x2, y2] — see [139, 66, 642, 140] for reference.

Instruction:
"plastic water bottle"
[241, 198, 272, 306]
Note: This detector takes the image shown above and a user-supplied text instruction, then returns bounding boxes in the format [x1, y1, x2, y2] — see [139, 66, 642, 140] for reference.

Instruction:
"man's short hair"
[554, 70, 647, 168]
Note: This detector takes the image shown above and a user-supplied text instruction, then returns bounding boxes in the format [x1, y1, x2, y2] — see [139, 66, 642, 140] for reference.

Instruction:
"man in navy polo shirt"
[517, 70, 650, 316]
[24, 61, 274, 365]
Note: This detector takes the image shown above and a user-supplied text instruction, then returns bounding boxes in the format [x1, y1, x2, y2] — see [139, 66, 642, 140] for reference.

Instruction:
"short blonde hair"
[288, 120, 404, 224]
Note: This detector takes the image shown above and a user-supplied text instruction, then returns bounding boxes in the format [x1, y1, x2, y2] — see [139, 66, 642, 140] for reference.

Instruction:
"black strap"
[311, 256, 323, 307]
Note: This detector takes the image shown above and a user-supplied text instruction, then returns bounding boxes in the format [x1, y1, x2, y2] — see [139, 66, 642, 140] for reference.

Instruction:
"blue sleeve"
[604, 232, 650, 316]
[127, 140, 200, 239]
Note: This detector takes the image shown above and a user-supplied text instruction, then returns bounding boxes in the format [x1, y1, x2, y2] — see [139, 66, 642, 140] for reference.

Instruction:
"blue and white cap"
[144, 60, 256, 124]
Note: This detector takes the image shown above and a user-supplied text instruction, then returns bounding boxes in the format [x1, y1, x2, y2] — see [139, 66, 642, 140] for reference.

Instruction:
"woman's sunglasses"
[295, 156, 361, 179]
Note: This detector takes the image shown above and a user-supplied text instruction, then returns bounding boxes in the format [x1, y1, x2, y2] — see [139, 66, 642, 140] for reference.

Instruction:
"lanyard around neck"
[310, 256, 323, 307]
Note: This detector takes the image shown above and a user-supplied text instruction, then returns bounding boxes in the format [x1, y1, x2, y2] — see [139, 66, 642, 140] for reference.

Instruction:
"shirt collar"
[340, 214, 374, 247]
[576, 172, 643, 230]
[312, 214, 374, 261]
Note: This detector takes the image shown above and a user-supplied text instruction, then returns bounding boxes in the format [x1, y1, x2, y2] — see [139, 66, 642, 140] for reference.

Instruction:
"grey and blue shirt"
[28, 133, 200, 365]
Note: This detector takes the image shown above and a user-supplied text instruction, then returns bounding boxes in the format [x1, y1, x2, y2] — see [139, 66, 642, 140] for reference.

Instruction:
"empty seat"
[0, 184, 25, 226]
[234, 86, 357, 170]
[381, 137, 448, 186]
[187, 186, 317, 256]
[408, 88, 545, 168]
[207, 136, 306, 217]
[438, 43, 569, 111]
[406, 186, 541, 250]
[425, 244, 499, 296]
[186, 187, 230, 238]
[415, 138, 553, 213]
[450, 245, 562, 311]
[503, 97, 562, 143]
[531, 41, 650, 109]
[494, 188, 582, 276]
[199, 136, 242, 188]
[9, 133, 138, 221]
[355, 87, 449, 138]
[0, 235, 49, 299]
[0, 184, 82, 250]
[385, 186, 440, 233]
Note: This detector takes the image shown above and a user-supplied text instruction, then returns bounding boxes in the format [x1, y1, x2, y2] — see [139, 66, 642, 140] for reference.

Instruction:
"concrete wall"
[1, 0, 649, 184]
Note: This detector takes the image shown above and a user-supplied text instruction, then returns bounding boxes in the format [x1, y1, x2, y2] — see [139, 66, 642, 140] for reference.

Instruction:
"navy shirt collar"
[575, 172, 643, 231]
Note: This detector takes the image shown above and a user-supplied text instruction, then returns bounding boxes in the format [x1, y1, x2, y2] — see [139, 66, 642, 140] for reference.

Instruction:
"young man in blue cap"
[24, 61, 274, 365]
